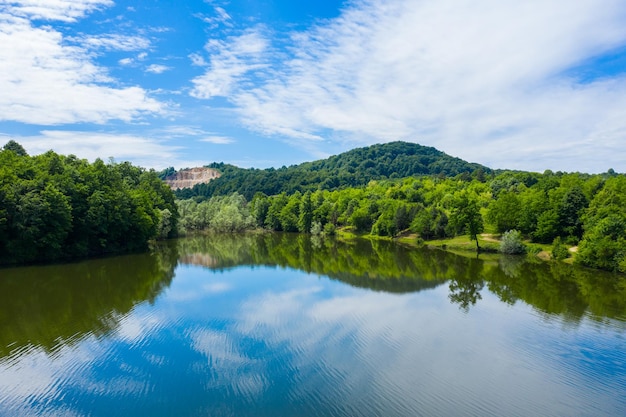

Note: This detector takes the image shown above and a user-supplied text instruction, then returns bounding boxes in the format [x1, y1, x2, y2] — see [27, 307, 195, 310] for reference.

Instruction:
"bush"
[499, 230, 526, 254]
[323, 222, 336, 236]
[310, 221, 323, 236]
[551, 236, 570, 260]
[526, 244, 542, 255]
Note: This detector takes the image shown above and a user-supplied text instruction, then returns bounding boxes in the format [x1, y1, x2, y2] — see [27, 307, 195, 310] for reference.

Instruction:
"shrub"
[323, 222, 336, 236]
[310, 221, 322, 236]
[499, 230, 526, 254]
[526, 244, 542, 255]
[551, 236, 570, 260]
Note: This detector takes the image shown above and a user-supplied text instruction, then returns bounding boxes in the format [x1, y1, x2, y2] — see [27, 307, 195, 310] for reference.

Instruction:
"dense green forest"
[0, 141, 178, 264]
[175, 162, 625, 273]
[170, 141, 491, 200]
[3, 139, 625, 274]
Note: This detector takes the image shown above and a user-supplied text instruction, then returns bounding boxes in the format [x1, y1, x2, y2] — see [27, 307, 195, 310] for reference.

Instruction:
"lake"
[1, 233, 625, 416]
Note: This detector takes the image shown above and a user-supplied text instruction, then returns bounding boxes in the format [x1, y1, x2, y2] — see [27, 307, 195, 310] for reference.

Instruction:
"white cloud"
[199, 135, 234, 144]
[1, 0, 113, 22]
[146, 64, 171, 74]
[190, 27, 269, 99]
[194, 0, 626, 172]
[161, 125, 209, 137]
[161, 126, 235, 145]
[79, 34, 151, 51]
[13, 130, 199, 169]
[197, 5, 232, 29]
[189, 52, 207, 66]
[0, 8, 165, 125]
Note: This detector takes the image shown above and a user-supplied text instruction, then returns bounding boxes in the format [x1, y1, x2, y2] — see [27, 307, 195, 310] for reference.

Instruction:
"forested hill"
[0, 141, 178, 265]
[174, 141, 491, 200]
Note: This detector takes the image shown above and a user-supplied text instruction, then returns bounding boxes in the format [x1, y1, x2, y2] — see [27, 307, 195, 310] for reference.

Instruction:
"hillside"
[174, 141, 491, 200]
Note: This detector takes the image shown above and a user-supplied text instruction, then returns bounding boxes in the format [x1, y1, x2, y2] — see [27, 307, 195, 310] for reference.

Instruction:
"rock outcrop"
[164, 167, 221, 190]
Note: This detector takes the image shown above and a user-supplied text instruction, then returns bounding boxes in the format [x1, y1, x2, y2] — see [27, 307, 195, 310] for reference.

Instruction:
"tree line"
[176, 169, 626, 273]
[0, 141, 178, 264]
[170, 141, 491, 200]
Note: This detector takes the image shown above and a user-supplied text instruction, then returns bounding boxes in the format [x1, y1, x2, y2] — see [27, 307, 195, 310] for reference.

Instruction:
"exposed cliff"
[164, 167, 221, 190]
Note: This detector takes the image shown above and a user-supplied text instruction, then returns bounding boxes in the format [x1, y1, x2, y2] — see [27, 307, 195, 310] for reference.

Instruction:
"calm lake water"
[1, 233, 625, 417]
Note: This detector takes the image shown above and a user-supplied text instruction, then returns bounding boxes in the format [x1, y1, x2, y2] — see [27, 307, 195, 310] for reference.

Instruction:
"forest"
[170, 141, 491, 200]
[174, 158, 626, 273]
[3, 139, 625, 273]
[0, 141, 178, 264]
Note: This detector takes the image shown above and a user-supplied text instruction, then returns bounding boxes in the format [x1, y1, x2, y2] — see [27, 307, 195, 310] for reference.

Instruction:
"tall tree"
[451, 193, 484, 251]
[3, 140, 27, 156]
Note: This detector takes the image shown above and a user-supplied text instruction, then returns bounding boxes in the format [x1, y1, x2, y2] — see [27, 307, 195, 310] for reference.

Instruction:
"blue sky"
[1, 0, 625, 173]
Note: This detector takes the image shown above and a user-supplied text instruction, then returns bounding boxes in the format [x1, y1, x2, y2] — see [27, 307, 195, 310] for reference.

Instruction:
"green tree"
[487, 191, 520, 233]
[558, 186, 587, 240]
[3, 140, 27, 156]
[298, 191, 313, 233]
[551, 236, 569, 260]
[450, 193, 484, 251]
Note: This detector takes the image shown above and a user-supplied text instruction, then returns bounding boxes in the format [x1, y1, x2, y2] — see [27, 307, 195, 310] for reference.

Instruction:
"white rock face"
[164, 167, 221, 190]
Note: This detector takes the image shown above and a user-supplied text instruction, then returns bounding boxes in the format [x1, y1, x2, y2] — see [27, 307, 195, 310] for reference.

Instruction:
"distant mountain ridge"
[173, 141, 492, 200]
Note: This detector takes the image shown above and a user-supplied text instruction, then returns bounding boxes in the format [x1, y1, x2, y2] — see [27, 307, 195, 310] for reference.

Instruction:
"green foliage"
[168, 140, 625, 273]
[526, 244, 542, 255]
[533, 208, 560, 243]
[323, 222, 337, 236]
[551, 236, 569, 260]
[487, 191, 520, 233]
[576, 176, 626, 272]
[176, 141, 492, 200]
[371, 204, 398, 237]
[449, 192, 483, 250]
[298, 191, 313, 233]
[157, 166, 176, 180]
[310, 221, 323, 236]
[176, 193, 255, 233]
[0, 148, 178, 264]
[3, 140, 28, 156]
[499, 230, 526, 254]
[410, 207, 449, 240]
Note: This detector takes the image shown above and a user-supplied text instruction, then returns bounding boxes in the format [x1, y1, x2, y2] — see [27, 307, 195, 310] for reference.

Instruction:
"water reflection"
[0, 245, 178, 359]
[171, 233, 626, 322]
[0, 233, 624, 416]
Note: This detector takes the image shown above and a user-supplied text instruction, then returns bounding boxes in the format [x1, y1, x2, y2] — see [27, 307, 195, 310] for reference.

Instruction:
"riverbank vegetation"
[3, 139, 624, 274]
[175, 159, 625, 273]
[0, 141, 178, 264]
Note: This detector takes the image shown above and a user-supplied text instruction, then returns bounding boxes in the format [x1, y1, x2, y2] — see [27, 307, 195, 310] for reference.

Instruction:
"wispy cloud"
[79, 34, 151, 52]
[196, 5, 233, 30]
[193, 0, 626, 172]
[13, 130, 196, 169]
[2, 0, 113, 22]
[0, 8, 165, 125]
[199, 135, 235, 144]
[190, 27, 270, 99]
[146, 64, 171, 74]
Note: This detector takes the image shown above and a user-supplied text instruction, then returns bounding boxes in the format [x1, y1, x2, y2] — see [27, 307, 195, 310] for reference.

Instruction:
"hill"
[174, 141, 491, 200]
